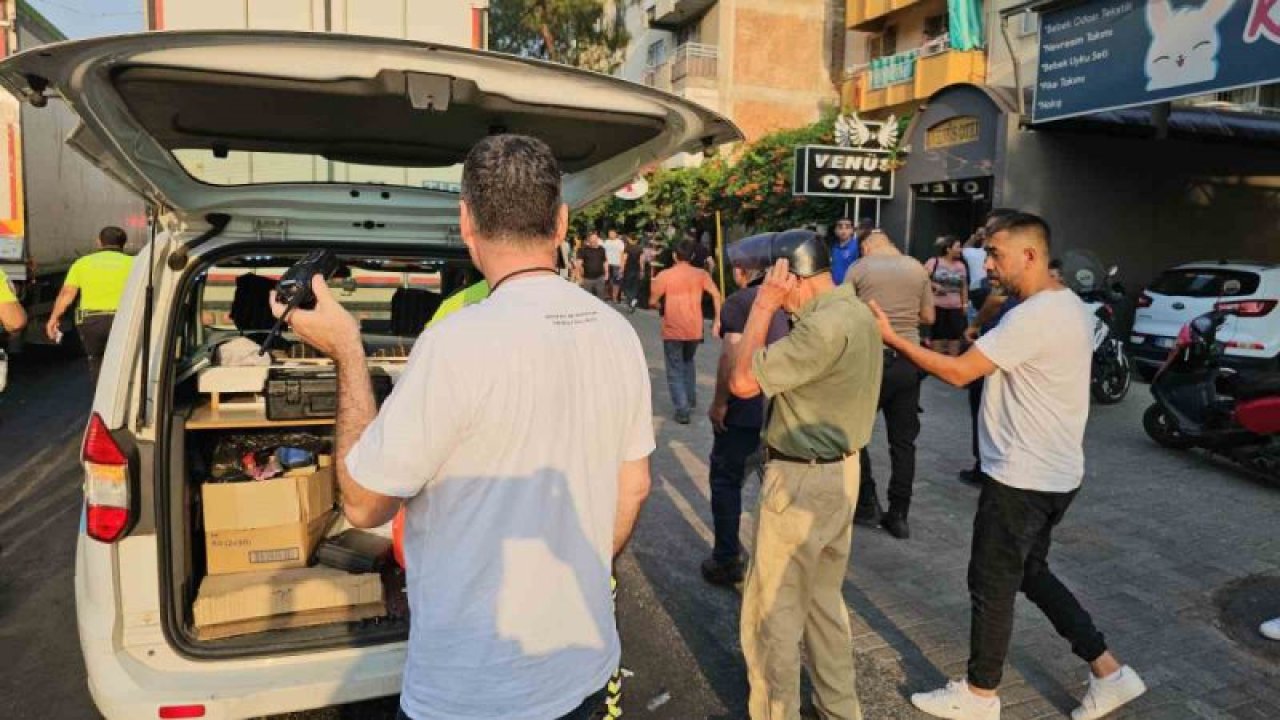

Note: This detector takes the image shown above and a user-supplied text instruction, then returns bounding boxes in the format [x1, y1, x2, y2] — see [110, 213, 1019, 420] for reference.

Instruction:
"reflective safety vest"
[65, 250, 134, 313]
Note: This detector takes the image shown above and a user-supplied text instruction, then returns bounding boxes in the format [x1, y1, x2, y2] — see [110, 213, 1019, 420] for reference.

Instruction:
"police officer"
[46, 226, 133, 384]
[848, 230, 934, 539]
[728, 229, 882, 720]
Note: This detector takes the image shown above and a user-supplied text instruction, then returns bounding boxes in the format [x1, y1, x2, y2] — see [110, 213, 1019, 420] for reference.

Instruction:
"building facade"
[615, 0, 846, 143]
[841, 0, 1280, 294]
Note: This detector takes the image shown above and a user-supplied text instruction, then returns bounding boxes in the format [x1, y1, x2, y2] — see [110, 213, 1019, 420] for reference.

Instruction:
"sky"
[24, 0, 145, 40]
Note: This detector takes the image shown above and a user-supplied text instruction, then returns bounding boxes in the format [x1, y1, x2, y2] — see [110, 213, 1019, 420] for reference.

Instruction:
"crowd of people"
[629, 208, 1156, 720]
[228, 131, 1270, 720]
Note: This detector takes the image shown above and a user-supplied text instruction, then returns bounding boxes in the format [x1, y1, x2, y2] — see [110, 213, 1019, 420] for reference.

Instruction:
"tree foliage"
[489, 0, 631, 74]
[573, 110, 913, 239]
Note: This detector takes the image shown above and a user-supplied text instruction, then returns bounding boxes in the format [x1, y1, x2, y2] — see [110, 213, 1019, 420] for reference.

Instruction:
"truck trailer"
[0, 1, 149, 347]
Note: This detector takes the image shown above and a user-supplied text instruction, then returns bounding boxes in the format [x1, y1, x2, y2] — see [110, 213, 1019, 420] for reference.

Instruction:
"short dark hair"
[461, 134, 562, 247]
[935, 234, 962, 256]
[674, 239, 698, 261]
[99, 226, 127, 248]
[995, 212, 1052, 252]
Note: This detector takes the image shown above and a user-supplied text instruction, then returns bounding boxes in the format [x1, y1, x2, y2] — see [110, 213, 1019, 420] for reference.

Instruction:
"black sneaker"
[854, 493, 883, 527]
[675, 409, 691, 424]
[882, 509, 910, 539]
[701, 554, 746, 587]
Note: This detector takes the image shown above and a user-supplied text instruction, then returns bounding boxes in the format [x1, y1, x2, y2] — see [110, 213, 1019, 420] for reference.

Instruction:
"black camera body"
[259, 249, 342, 355]
[276, 249, 341, 311]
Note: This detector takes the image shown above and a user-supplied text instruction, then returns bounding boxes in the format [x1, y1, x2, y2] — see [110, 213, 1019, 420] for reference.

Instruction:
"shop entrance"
[908, 176, 993, 259]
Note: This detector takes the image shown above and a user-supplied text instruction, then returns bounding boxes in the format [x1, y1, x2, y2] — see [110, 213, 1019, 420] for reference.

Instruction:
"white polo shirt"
[975, 288, 1092, 493]
[346, 275, 655, 720]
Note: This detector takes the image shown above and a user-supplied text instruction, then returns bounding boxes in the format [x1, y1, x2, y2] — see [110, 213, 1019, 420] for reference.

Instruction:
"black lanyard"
[489, 266, 558, 293]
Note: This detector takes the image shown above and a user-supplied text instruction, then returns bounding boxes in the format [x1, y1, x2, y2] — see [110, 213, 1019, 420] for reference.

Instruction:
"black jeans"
[966, 377, 984, 472]
[77, 313, 115, 388]
[967, 477, 1108, 690]
[708, 424, 762, 562]
[397, 686, 607, 720]
[858, 352, 922, 512]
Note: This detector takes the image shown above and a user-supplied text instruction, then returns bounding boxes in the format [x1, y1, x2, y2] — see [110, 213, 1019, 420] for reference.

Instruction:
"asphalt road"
[0, 310, 1276, 720]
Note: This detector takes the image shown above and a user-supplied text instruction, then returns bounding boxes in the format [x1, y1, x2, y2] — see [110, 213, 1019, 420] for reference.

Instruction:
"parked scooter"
[1143, 309, 1280, 478]
[1062, 251, 1132, 404]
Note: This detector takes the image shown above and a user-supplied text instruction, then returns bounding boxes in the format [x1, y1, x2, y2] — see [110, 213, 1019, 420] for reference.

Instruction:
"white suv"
[0, 31, 738, 720]
[1129, 261, 1280, 380]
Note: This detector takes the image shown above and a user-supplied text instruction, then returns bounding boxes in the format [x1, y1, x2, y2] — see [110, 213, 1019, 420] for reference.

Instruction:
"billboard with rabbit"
[1033, 0, 1280, 122]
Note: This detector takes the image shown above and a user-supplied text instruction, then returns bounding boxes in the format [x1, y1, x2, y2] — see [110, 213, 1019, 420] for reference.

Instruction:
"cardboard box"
[202, 468, 336, 575]
[193, 566, 385, 640]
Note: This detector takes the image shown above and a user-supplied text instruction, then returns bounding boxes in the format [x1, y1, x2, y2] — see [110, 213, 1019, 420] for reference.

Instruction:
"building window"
[1018, 11, 1039, 36]
[870, 26, 897, 60]
[646, 39, 667, 67]
[924, 14, 949, 42]
[1260, 82, 1280, 110]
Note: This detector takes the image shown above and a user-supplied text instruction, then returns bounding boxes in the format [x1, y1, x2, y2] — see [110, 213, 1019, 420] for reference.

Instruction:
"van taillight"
[82, 412, 131, 543]
[1137, 293, 1153, 308]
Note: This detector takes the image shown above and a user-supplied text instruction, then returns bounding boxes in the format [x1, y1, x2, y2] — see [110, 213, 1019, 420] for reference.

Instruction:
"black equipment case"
[265, 366, 393, 421]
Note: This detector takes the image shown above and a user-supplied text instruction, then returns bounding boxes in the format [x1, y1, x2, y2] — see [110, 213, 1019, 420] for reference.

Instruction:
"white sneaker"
[1261, 618, 1280, 640]
[911, 679, 1001, 720]
[1071, 666, 1147, 720]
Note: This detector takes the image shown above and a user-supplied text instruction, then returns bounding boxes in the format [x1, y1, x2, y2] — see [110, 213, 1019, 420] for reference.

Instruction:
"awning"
[1030, 106, 1280, 149]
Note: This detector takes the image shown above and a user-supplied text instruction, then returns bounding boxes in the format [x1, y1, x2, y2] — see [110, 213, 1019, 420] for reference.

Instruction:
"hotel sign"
[792, 145, 895, 200]
[925, 116, 980, 150]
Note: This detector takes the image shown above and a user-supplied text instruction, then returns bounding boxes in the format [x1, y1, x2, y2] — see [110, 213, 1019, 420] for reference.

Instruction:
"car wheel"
[1143, 403, 1194, 450]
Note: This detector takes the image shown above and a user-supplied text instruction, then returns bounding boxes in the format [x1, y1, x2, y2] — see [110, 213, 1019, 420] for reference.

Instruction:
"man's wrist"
[332, 342, 367, 368]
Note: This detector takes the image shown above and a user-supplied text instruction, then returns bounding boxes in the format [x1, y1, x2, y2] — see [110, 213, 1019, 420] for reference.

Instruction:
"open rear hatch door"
[0, 31, 740, 228]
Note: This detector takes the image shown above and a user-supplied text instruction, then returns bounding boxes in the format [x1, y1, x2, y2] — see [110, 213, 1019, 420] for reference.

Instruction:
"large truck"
[0, 1, 149, 347]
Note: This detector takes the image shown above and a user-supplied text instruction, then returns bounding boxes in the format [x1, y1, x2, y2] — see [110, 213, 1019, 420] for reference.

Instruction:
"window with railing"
[671, 42, 718, 83]
[862, 34, 955, 89]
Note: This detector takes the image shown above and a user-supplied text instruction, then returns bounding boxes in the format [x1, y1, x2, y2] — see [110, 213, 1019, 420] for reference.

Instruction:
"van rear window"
[1149, 269, 1260, 298]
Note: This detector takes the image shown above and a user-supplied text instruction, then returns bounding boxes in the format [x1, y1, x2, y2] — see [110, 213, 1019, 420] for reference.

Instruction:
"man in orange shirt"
[650, 240, 722, 424]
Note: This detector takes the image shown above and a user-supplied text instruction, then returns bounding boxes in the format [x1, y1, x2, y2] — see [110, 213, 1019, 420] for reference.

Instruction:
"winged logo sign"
[834, 113, 901, 151]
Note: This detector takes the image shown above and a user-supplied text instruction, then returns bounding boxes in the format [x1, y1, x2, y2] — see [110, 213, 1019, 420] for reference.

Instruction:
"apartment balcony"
[848, 0, 924, 30]
[650, 0, 717, 30]
[643, 43, 720, 110]
[843, 38, 986, 114]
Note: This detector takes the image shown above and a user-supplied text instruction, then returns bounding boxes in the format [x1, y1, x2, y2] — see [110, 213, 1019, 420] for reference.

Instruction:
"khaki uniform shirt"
[752, 284, 883, 460]
[848, 254, 933, 345]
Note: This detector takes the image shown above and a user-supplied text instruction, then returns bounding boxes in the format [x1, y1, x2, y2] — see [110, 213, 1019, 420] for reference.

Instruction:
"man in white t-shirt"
[603, 228, 626, 302]
[868, 213, 1146, 720]
[274, 134, 655, 720]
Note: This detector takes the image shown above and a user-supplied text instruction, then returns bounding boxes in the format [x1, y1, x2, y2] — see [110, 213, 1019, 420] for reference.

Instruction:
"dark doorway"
[908, 176, 993, 260]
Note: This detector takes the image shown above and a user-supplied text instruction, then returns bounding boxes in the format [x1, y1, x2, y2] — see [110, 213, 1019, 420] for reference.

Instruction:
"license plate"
[1154, 337, 1176, 349]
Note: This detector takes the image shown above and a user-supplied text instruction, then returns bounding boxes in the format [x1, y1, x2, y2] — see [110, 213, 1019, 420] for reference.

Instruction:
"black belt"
[765, 446, 850, 465]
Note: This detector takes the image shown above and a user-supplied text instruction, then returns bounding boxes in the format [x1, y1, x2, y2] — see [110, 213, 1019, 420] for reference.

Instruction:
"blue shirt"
[830, 238, 860, 286]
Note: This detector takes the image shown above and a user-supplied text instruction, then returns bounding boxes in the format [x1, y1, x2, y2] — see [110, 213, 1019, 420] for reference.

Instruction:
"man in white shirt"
[603, 228, 626, 302]
[274, 134, 654, 720]
[868, 213, 1146, 720]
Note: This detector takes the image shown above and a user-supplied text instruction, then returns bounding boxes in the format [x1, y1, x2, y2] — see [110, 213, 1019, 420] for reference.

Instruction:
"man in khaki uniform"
[46, 226, 134, 385]
[728, 229, 882, 720]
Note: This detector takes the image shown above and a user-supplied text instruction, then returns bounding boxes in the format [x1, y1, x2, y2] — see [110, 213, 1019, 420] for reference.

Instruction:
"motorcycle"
[1142, 309, 1280, 478]
[1062, 252, 1132, 404]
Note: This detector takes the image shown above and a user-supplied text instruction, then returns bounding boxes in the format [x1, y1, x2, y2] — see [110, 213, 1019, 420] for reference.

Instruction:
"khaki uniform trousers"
[741, 455, 862, 720]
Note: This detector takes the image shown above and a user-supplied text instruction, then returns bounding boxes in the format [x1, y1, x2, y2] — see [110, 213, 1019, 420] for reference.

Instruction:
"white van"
[0, 31, 739, 720]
